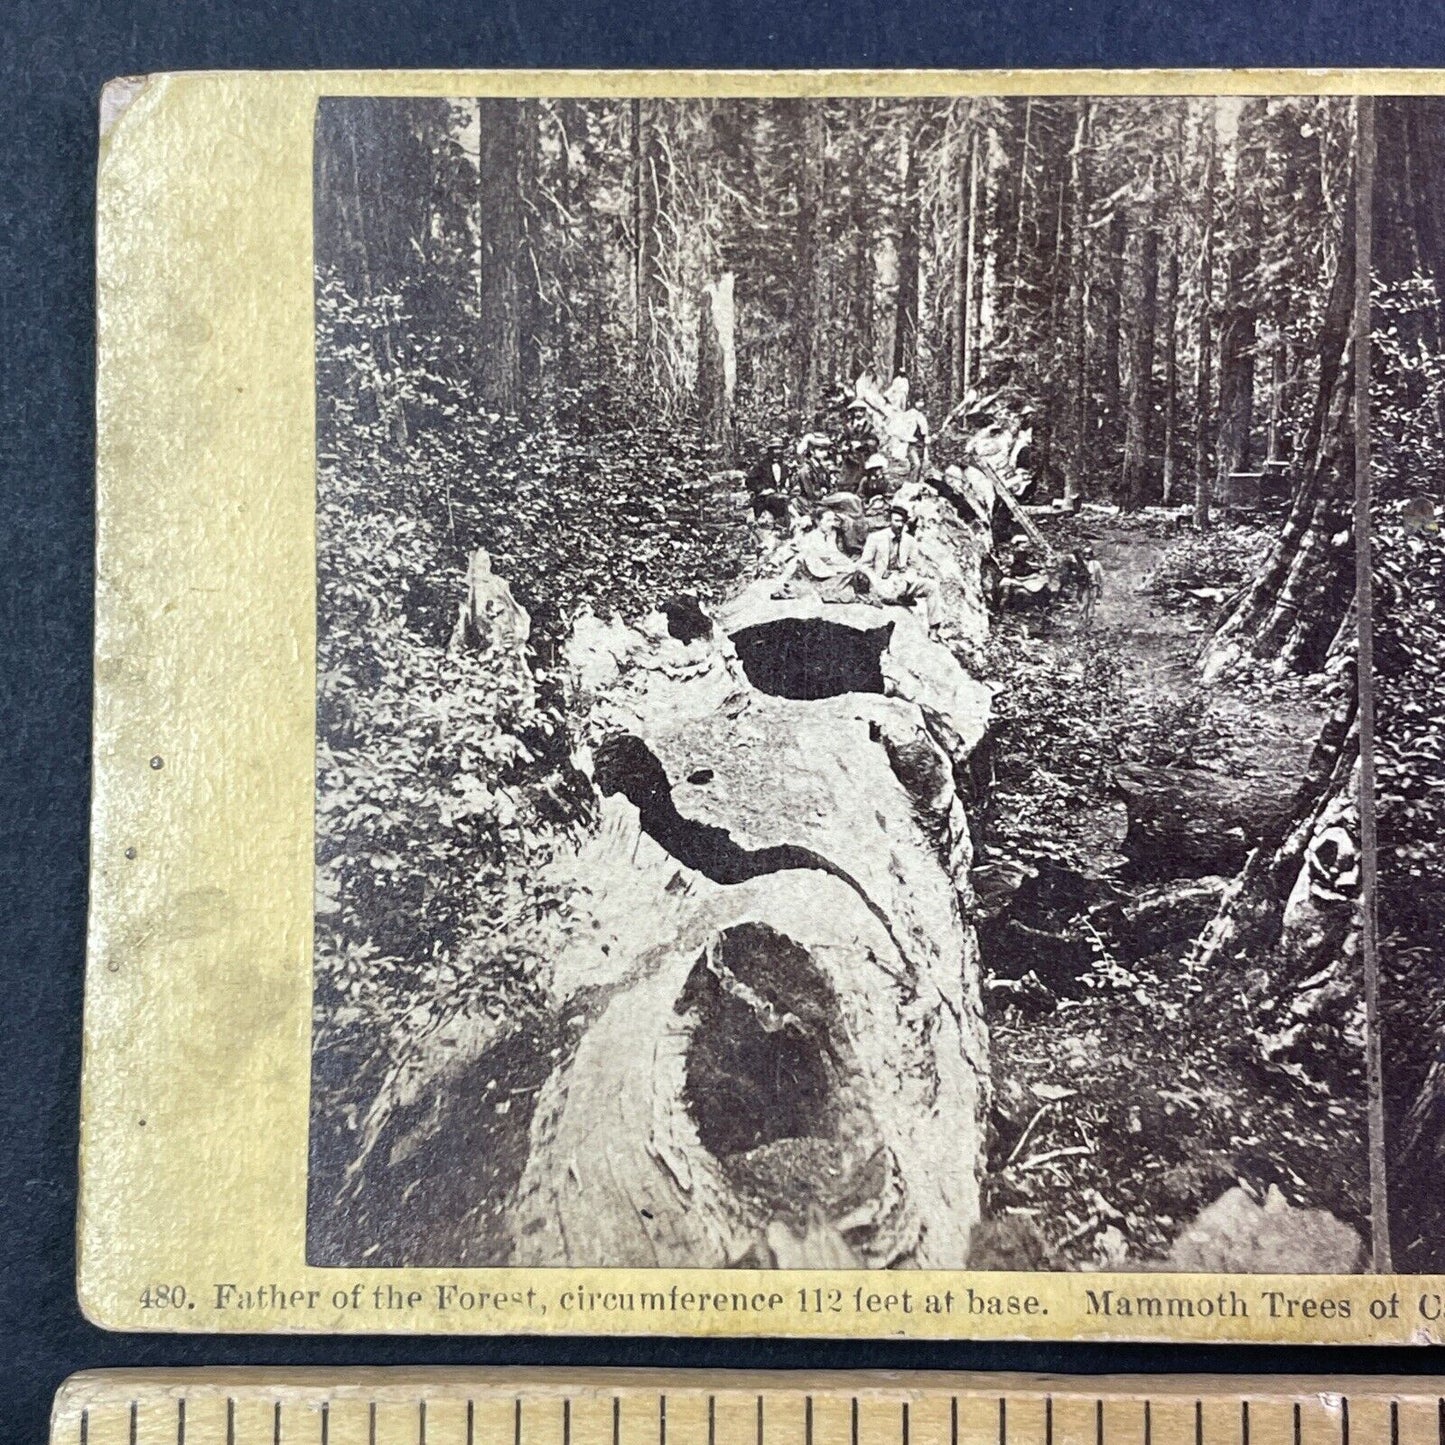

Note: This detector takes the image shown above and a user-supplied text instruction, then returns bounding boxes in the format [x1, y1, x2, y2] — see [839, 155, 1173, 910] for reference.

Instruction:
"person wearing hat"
[858, 498, 942, 633]
[794, 431, 835, 502]
[746, 435, 789, 495]
[843, 395, 879, 446]
[859, 450, 892, 503]
[745, 435, 792, 526]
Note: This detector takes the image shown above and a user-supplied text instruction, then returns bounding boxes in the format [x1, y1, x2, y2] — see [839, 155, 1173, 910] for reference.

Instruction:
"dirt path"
[975, 516, 1366, 1269]
[1090, 532, 1321, 779]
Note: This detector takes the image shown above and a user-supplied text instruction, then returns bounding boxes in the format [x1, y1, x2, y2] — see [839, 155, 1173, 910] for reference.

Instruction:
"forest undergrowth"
[308, 356, 761, 1260]
[1372, 381, 1445, 1268]
[974, 514, 1366, 1268]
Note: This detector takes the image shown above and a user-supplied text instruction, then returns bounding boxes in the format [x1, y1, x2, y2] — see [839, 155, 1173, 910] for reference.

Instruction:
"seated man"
[857, 500, 942, 633]
[745, 436, 792, 524]
[776, 510, 850, 587]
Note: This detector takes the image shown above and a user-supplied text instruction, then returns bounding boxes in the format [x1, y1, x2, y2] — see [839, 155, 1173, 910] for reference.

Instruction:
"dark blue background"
[6, 2, 1445, 1441]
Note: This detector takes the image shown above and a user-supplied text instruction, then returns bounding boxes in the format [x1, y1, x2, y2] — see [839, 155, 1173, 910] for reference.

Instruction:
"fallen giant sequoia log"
[507, 588, 992, 1268]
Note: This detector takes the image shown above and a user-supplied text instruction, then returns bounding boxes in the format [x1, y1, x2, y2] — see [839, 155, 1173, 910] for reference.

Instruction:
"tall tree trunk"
[1213, 98, 1267, 509]
[634, 101, 670, 393]
[1100, 208, 1127, 458]
[955, 120, 977, 399]
[1265, 337, 1283, 462]
[341, 112, 409, 448]
[1034, 151, 1068, 493]
[1061, 101, 1090, 508]
[1193, 102, 1378, 1269]
[1160, 244, 1181, 504]
[517, 99, 544, 395]
[848, 130, 875, 381]
[1121, 197, 1161, 510]
[968, 138, 989, 393]
[1159, 109, 1186, 506]
[697, 274, 737, 460]
[1203, 147, 1357, 679]
[1003, 98, 1034, 340]
[893, 129, 922, 382]
[630, 98, 642, 372]
[556, 99, 581, 390]
[1353, 95, 1389, 1276]
[790, 104, 825, 421]
[1373, 94, 1445, 1272]
[477, 98, 523, 413]
[1194, 106, 1219, 530]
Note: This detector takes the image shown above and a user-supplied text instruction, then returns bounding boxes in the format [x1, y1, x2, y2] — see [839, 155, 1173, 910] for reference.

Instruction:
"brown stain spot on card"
[158, 887, 236, 942]
[113, 887, 237, 971]
[93, 655, 148, 689]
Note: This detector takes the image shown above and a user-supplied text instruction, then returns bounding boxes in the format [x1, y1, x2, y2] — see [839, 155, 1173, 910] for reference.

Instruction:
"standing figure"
[1079, 546, 1106, 627]
[879, 375, 930, 486]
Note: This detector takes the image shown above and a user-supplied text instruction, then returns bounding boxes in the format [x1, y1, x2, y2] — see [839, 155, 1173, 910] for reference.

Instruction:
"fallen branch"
[966, 449, 1055, 559]
[1004, 1104, 1052, 1167]
[1013, 1144, 1094, 1173]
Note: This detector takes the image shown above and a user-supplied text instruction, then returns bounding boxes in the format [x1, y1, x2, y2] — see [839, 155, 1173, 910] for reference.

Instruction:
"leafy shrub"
[311, 275, 761, 1171]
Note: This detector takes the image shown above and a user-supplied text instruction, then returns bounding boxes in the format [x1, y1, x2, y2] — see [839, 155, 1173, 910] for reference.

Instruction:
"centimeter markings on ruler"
[51, 1373, 1445, 1445]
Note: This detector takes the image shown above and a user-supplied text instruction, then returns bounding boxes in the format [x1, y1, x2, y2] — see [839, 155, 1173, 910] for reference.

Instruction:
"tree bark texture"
[477, 98, 524, 413]
[1121, 206, 1161, 508]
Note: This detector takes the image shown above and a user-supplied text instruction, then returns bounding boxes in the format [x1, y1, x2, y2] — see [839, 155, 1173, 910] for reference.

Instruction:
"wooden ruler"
[48, 1371, 1445, 1445]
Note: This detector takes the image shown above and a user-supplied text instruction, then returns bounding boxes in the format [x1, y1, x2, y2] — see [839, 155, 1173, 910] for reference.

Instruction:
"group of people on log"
[744, 372, 1105, 636]
[744, 373, 963, 635]
[744, 373, 934, 525]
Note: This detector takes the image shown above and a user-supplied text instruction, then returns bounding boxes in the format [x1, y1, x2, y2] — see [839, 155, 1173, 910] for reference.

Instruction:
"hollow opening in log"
[729, 618, 891, 699]
[679, 923, 841, 1159]
[676, 923, 891, 1239]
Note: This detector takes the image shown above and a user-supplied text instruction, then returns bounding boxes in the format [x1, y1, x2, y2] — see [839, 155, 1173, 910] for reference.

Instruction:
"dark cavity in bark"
[679, 923, 842, 1158]
[729, 618, 892, 700]
[677, 923, 889, 1232]
[593, 732, 907, 959]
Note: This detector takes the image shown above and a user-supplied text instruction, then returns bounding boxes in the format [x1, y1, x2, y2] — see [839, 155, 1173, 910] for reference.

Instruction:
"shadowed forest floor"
[974, 512, 1367, 1268]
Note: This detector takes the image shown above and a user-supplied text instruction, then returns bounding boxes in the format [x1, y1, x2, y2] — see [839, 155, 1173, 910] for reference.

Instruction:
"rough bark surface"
[1212, 99, 1267, 507]
[477, 99, 523, 411]
[697, 274, 737, 457]
[1121, 212, 1160, 509]
[1203, 173, 1357, 682]
[509, 582, 992, 1268]
[1061, 102, 1090, 508]
[893, 133, 922, 381]
[791, 106, 825, 419]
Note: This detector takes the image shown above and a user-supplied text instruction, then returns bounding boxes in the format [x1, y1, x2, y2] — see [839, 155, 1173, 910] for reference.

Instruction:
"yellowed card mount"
[83, 68, 1445, 1339]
